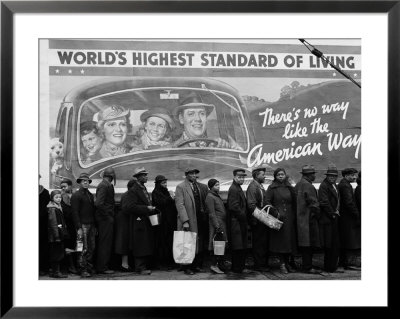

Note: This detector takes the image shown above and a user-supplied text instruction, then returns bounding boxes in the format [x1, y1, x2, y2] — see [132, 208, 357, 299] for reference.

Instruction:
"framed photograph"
[1, 0, 396, 316]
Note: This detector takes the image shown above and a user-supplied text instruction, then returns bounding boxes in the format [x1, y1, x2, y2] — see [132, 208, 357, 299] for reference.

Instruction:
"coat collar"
[47, 201, 61, 210]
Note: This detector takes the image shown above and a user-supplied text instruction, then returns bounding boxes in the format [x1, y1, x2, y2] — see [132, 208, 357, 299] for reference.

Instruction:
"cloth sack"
[173, 231, 197, 265]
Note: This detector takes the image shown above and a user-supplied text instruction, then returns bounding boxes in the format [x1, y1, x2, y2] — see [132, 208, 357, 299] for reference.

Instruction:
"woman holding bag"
[205, 179, 228, 274]
[265, 168, 297, 274]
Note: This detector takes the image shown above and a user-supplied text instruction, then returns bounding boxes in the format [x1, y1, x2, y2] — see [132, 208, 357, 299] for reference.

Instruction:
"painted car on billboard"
[51, 76, 272, 199]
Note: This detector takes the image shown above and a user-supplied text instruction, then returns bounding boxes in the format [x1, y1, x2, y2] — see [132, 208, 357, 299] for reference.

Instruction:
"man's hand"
[182, 222, 190, 231]
[77, 228, 83, 238]
[215, 135, 243, 151]
[148, 206, 156, 211]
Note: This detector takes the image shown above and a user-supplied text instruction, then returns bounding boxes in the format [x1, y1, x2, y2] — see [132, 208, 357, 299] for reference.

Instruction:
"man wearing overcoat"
[246, 167, 270, 272]
[295, 165, 321, 274]
[318, 164, 341, 273]
[175, 167, 208, 275]
[127, 167, 156, 275]
[227, 168, 249, 273]
[338, 168, 361, 270]
[71, 172, 96, 277]
[95, 167, 116, 274]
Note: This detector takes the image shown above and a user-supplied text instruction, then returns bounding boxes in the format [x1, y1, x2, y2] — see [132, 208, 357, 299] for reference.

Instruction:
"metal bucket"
[149, 213, 161, 226]
[213, 240, 226, 255]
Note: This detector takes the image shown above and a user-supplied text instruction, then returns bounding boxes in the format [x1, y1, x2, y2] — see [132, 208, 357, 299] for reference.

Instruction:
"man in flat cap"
[95, 168, 116, 274]
[126, 167, 157, 275]
[175, 167, 209, 275]
[172, 93, 242, 150]
[227, 169, 250, 273]
[318, 164, 341, 273]
[295, 165, 321, 274]
[71, 173, 96, 277]
[246, 167, 270, 272]
[338, 168, 361, 271]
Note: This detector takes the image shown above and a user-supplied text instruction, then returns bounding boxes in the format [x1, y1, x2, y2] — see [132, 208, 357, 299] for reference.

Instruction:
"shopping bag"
[173, 231, 197, 265]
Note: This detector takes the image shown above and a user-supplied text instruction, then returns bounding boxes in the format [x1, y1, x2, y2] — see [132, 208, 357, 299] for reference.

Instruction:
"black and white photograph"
[2, 2, 393, 313]
[38, 38, 361, 281]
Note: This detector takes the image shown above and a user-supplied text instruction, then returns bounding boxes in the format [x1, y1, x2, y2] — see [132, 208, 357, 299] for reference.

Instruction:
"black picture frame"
[1, 1, 396, 317]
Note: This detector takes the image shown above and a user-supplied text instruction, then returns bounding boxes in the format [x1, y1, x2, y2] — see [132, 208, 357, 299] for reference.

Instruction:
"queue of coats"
[38, 163, 361, 278]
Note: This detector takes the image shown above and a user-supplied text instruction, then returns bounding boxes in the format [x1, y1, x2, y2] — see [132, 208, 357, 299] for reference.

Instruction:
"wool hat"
[172, 93, 214, 119]
[208, 178, 219, 189]
[300, 165, 316, 175]
[140, 107, 175, 130]
[76, 172, 92, 184]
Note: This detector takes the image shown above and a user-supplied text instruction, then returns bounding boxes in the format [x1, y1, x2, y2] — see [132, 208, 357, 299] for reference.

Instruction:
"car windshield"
[77, 86, 249, 167]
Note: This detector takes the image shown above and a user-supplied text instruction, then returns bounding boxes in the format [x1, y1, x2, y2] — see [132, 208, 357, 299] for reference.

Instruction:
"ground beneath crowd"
[40, 253, 361, 280]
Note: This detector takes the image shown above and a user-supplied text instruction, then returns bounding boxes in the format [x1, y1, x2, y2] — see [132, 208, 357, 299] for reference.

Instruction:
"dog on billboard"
[50, 137, 64, 176]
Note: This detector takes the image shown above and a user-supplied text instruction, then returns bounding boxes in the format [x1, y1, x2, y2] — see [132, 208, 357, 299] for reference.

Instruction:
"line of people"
[38, 163, 361, 278]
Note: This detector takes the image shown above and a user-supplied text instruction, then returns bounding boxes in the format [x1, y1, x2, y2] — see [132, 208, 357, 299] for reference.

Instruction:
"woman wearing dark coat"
[47, 190, 68, 278]
[114, 179, 137, 272]
[205, 179, 228, 274]
[265, 168, 297, 274]
[151, 175, 178, 270]
[39, 177, 50, 275]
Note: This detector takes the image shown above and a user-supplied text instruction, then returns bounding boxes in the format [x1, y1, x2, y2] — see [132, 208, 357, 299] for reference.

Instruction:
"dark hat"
[140, 107, 175, 130]
[300, 165, 316, 175]
[252, 167, 266, 174]
[50, 189, 62, 200]
[101, 167, 116, 179]
[324, 164, 338, 176]
[98, 105, 129, 122]
[342, 168, 358, 177]
[132, 167, 149, 177]
[172, 93, 214, 119]
[155, 175, 168, 183]
[185, 168, 200, 175]
[60, 178, 72, 186]
[233, 169, 247, 176]
[76, 172, 92, 184]
[208, 178, 219, 189]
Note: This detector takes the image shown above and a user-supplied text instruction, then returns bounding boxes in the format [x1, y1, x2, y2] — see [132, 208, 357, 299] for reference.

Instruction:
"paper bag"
[173, 231, 197, 265]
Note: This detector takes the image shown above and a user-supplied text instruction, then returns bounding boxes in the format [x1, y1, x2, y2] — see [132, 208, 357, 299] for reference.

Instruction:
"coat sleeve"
[152, 190, 168, 209]
[95, 183, 109, 217]
[206, 195, 220, 229]
[70, 192, 82, 229]
[246, 184, 260, 213]
[175, 185, 189, 224]
[304, 185, 320, 218]
[131, 190, 151, 217]
[227, 187, 246, 222]
[342, 184, 360, 219]
[48, 207, 60, 241]
[265, 186, 274, 206]
[318, 184, 335, 218]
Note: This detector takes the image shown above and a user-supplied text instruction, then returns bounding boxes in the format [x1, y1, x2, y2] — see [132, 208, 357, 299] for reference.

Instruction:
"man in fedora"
[172, 93, 242, 150]
[95, 167, 116, 274]
[318, 164, 341, 273]
[227, 168, 250, 273]
[246, 166, 270, 272]
[338, 168, 361, 271]
[127, 167, 156, 275]
[295, 165, 321, 274]
[71, 173, 96, 277]
[175, 167, 209, 275]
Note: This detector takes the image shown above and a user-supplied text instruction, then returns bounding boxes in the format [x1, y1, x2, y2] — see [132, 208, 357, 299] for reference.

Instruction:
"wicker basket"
[252, 205, 283, 230]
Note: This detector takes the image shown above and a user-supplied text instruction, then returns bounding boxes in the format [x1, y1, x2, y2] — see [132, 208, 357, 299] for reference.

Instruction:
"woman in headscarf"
[151, 175, 178, 270]
[265, 167, 297, 274]
[132, 107, 175, 151]
[97, 105, 132, 158]
[205, 179, 228, 274]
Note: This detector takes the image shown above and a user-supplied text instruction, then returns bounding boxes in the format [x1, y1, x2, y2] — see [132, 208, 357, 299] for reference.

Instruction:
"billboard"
[39, 39, 361, 195]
